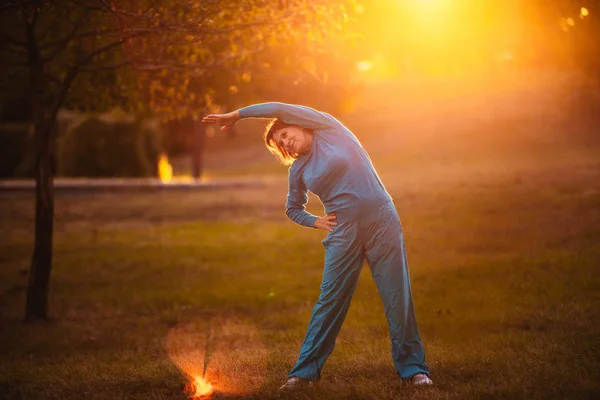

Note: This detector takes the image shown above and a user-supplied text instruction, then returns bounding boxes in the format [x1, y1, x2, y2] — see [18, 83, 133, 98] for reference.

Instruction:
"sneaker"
[278, 376, 315, 390]
[410, 373, 433, 385]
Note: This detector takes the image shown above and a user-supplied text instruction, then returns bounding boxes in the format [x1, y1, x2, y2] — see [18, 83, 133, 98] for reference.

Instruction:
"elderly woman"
[202, 103, 432, 388]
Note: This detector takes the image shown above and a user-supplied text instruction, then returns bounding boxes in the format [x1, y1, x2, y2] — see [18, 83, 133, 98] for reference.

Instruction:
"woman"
[202, 102, 432, 387]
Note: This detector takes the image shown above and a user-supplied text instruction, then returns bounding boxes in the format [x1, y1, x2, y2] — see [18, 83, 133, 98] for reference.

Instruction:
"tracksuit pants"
[288, 200, 430, 380]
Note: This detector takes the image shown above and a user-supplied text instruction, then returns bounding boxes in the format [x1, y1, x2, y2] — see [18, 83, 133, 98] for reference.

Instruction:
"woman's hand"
[201, 110, 240, 132]
[314, 213, 337, 232]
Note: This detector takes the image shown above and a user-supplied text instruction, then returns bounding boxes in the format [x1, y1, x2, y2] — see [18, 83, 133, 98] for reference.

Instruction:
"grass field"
[1, 77, 600, 399]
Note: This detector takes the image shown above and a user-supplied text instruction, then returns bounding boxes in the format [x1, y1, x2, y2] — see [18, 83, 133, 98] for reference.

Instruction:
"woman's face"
[272, 125, 313, 155]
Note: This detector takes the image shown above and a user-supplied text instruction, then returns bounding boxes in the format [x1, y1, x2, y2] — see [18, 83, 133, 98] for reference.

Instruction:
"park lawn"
[1, 77, 600, 399]
[1, 152, 599, 399]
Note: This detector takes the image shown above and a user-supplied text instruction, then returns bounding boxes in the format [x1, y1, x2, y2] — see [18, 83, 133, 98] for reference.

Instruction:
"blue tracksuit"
[238, 102, 430, 380]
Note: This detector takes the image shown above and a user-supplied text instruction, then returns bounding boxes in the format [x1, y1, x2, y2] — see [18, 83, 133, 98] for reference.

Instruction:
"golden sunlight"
[353, 1, 569, 80]
[356, 60, 373, 72]
[158, 153, 173, 183]
[411, 0, 452, 18]
[581, 7, 589, 18]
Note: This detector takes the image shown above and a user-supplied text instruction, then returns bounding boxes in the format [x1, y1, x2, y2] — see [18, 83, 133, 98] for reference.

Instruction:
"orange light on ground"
[187, 375, 214, 398]
[581, 7, 589, 16]
[158, 153, 173, 183]
[166, 318, 268, 398]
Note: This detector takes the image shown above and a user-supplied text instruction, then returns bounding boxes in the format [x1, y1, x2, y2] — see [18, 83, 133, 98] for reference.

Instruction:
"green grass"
[1, 80, 600, 399]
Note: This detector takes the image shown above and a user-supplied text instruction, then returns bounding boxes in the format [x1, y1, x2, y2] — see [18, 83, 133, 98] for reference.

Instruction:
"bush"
[57, 117, 162, 178]
[0, 123, 34, 179]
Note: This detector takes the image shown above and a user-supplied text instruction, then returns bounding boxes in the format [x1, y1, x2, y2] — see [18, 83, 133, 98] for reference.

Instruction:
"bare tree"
[0, 0, 354, 322]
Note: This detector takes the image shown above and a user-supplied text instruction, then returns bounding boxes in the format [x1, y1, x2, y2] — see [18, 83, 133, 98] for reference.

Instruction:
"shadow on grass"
[0, 373, 188, 400]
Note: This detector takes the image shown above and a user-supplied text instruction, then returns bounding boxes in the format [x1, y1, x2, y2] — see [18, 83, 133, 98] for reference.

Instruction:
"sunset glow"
[349, 0, 585, 81]
[356, 60, 373, 72]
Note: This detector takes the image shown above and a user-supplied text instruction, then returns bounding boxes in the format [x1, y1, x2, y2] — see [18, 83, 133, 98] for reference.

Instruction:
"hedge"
[57, 117, 162, 178]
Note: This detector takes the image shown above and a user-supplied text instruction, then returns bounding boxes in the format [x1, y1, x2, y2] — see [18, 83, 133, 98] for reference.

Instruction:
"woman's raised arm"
[238, 102, 337, 130]
[202, 102, 339, 132]
[201, 110, 240, 132]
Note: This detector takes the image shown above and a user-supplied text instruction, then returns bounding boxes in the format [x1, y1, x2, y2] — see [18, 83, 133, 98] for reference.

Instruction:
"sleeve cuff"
[304, 215, 318, 229]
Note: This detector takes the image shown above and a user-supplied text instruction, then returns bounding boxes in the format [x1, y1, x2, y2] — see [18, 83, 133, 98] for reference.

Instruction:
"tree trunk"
[25, 133, 54, 322]
[24, 10, 55, 322]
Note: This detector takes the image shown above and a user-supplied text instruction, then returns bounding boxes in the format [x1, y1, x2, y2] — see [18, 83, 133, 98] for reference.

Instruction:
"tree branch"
[37, 9, 63, 44]
[43, 64, 79, 143]
[190, 45, 267, 77]
[99, 1, 287, 35]
[43, 72, 63, 88]
[40, 28, 149, 50]
[37, 3, 290, 62]
[120, 45, 267, 76]
[80, 59, 131, 71]
[70, 0, 106, 13]
[77, 30, 154, 66]
[98, 0, 131, 31]
[0, 32, 27, 48]
[0, 0, 39, 12]
[0, 43, 28, 55]
[160, 15, 291, 35]
[41, 11, 91, 62]
[28, 0, 39, 27]
[0, 57, 28, 66]
[41, 29, 153, 137]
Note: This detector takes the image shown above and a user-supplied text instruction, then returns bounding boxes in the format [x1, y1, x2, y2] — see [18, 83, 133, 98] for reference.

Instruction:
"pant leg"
[289, 224, 364, 381]
[364, 202, 430, 379]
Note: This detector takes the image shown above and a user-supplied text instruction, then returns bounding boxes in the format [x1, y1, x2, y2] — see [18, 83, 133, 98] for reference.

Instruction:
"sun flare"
[187, 375, 214, 398]
[166, 317, 268, 398]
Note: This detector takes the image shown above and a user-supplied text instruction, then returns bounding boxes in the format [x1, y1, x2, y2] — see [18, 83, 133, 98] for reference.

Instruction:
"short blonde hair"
[264, 119, 297, 166]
